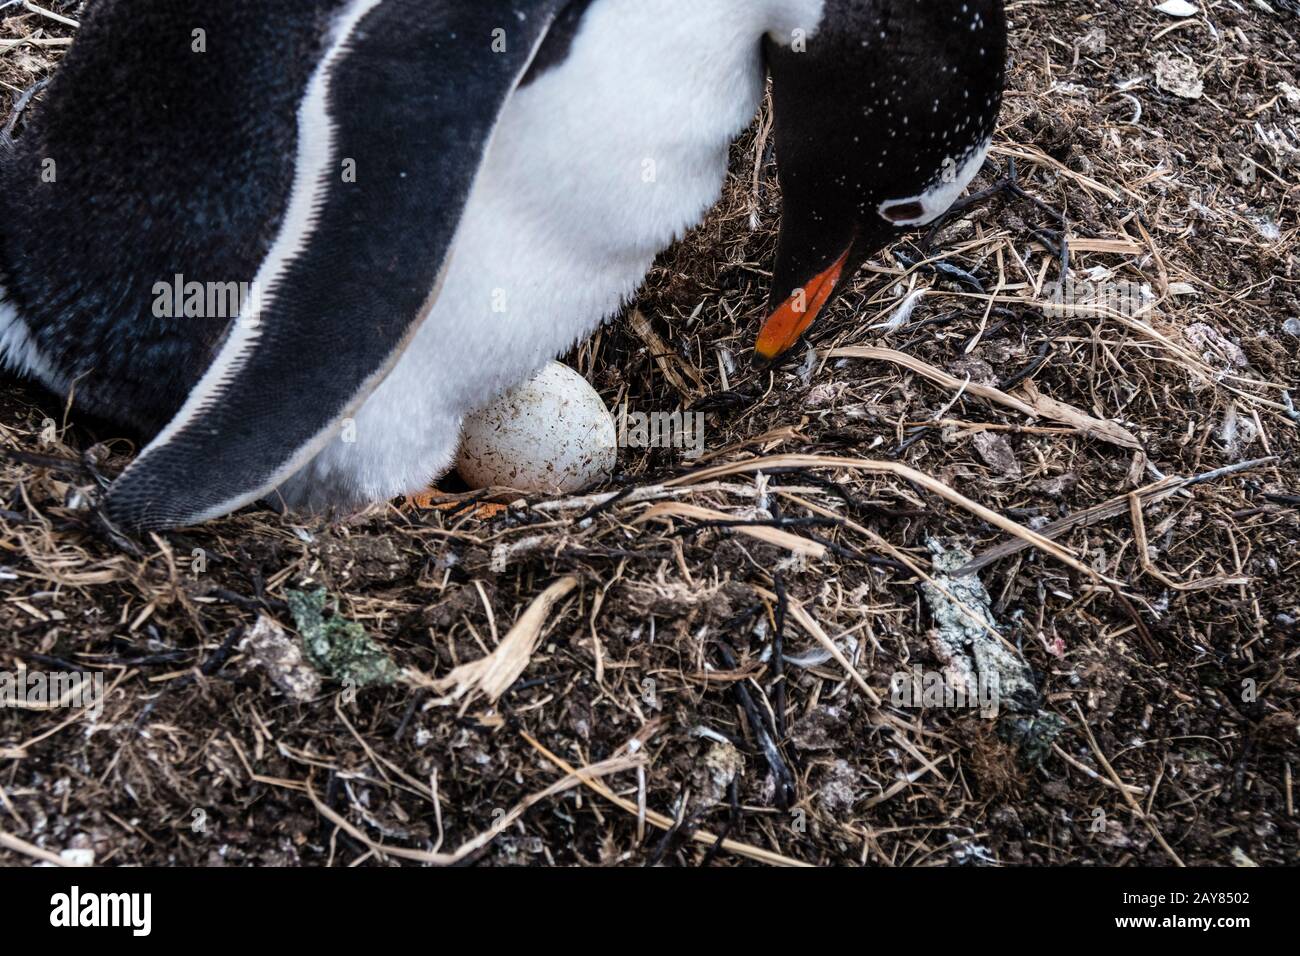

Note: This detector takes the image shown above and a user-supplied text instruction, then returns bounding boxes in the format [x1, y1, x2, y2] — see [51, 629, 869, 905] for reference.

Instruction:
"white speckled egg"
[456, 362, 617, 494]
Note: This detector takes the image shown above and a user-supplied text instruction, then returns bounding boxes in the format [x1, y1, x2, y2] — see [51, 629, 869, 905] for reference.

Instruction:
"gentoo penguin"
[0, 0, 1006, 530]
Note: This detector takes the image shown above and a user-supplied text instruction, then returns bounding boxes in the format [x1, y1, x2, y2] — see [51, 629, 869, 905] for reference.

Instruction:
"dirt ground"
[1, 1, 1296, 867]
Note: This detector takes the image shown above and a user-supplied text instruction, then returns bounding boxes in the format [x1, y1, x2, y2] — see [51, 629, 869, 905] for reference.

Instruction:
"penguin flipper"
[103, 0, 564, 531]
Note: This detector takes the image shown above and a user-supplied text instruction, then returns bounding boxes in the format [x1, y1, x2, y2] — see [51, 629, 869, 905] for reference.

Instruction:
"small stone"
[1154, 54, 1204, 100]
[818, 760, 859, 813]
[789, 706, 847, 752]
[972, 431, 1022, 478]
[240, 615, 322, 702]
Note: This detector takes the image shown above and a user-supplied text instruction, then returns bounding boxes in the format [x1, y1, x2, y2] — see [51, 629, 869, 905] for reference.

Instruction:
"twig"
[520, 731, 811, 867]
[715, 640, 795, 809]
[1071, 702, 1184, 867]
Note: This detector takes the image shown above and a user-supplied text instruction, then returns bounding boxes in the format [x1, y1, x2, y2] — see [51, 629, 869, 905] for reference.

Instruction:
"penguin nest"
[1, 0, 1297, 867]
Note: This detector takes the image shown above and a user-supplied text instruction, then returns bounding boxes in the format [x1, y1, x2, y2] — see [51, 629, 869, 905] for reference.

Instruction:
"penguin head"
[755, 0, 1007, 362]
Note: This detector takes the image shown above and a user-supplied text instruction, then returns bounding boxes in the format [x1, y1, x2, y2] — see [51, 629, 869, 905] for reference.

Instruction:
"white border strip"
[145, 0, 384, 451]
[119, 1, 565, 526]
[120, 0, 385, 522]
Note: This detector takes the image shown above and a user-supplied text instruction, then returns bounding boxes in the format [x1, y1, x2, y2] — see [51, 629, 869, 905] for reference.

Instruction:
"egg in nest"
[456, 362, 617, 494]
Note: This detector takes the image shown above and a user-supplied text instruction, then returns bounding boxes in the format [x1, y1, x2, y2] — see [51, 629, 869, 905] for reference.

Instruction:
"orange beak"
[754, 247, 852, 362]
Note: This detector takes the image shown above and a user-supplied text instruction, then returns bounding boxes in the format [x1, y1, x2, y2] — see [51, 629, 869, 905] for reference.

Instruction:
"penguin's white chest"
[286, 0, 823, 506]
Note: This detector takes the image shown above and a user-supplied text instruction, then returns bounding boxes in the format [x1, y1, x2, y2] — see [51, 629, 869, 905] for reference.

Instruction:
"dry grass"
[0, 0, 1296, 867]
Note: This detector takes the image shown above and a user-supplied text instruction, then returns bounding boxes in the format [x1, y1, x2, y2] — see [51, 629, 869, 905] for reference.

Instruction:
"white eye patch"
[878, 137, 992, 227]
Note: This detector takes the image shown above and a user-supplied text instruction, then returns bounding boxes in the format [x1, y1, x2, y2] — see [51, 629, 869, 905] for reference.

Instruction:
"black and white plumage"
[0, 0, 1007, 530]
